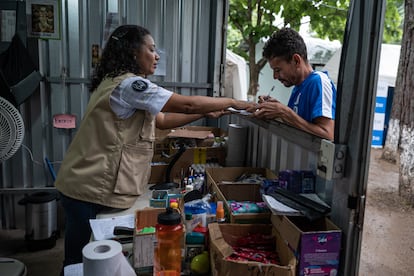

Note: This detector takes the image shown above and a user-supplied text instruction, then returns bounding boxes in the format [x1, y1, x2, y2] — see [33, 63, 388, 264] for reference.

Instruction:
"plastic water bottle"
[153, 207, 183, 276]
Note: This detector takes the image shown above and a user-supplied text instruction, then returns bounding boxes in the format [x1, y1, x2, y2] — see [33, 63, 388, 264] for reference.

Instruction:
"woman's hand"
[205, 110, 230, 118]
[232, 100, 257, 111]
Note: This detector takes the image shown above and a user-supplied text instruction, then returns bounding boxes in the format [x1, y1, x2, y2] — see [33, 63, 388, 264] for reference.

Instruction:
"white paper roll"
[228, 123, 248, 145]
[82, 240, 135, 276]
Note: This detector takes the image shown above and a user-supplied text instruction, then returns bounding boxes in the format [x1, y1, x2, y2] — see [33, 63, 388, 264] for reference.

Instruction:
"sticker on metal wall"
[53, 114, 76, 129]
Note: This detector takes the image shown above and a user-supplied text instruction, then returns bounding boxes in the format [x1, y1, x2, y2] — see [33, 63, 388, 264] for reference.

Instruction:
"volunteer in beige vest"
[56, 24, 255, 270]
[55, 73, 155, 209]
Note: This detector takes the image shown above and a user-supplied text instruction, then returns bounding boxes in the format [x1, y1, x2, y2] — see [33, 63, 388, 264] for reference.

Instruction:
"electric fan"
[0, 96, 25, 162]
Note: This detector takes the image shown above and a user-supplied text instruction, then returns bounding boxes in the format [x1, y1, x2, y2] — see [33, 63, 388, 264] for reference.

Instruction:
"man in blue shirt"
[248, 28, 336, 140]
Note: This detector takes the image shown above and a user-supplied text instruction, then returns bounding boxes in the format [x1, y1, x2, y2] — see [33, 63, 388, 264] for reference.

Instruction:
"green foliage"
[226, 0, 404, 95]
[227, 0, 403, 57]
[383, 0, 404, 44]
[305, 0, 349, 41]
[228, 0, 280, 58]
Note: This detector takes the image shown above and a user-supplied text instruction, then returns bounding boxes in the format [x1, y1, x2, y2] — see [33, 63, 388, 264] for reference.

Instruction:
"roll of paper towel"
[82, 240, 135, 276]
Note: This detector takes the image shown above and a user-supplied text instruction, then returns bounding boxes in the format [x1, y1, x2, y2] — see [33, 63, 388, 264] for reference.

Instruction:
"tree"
[382, 0, 414, 206]
[227, 0, 402, 98]
[227, 0, 279, 98]
[227, 0, 349, 98]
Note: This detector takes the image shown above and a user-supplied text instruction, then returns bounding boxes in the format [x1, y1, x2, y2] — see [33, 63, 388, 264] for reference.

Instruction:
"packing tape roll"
[82, 240, 135, 276]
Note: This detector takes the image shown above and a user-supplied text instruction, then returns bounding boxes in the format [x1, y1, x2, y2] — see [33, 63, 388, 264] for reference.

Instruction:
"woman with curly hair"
[55, 24, 254, 269]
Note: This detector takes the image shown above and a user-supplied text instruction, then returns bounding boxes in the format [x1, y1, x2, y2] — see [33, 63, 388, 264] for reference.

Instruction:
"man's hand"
[258, 95, 279, 103]
[251, 101, 288, 120]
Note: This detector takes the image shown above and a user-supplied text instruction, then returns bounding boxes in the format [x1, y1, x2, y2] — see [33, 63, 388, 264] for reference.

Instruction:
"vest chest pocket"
[114, 142, 153, 195]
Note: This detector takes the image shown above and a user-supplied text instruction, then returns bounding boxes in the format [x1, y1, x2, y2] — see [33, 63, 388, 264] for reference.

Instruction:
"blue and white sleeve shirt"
[288, 71, 336, 122]
[109, 76, 173, 119]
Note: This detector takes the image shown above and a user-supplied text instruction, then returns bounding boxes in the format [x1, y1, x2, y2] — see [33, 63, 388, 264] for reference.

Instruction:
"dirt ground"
[359, 148, 414, 276]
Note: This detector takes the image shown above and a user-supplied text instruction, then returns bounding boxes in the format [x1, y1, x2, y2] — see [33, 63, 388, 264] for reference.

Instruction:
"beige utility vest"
[55, 73, 156, 209]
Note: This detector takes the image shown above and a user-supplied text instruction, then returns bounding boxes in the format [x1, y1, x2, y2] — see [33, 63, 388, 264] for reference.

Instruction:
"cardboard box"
[149, 147, 226, 184]
[271, 215, 342, 276]
[150, 126, 226, 185]
[169, 126, 226, 148]
[154, 126, 226, 155]
[208, 223, 296, 276]
[155, 126, 225, 139]
[133, 208, 165, 273]
[206, 167, 277, 223]
[149, 163, 169, 184]
[154, 128, 173, 155]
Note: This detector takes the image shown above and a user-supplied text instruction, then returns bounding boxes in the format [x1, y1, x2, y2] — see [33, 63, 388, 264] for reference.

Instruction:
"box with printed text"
[271, 214, 342, 276]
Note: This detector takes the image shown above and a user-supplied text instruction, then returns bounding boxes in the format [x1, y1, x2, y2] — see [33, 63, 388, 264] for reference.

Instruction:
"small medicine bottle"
[216, 201, 225, 223]
[185, 213, 194, 233]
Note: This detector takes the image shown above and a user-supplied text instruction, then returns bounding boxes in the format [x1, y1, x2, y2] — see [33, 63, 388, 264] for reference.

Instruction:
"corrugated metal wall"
[225, 114, 332, 203]
[0, 0, 228, 229]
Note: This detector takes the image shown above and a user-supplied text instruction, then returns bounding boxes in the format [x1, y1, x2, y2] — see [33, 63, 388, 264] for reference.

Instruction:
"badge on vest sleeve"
[131, 80, 148, 92]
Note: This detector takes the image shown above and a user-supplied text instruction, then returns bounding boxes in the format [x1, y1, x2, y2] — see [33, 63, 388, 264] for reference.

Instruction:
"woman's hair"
[89, 25, 151, 92]
[263, 27, 308, 63]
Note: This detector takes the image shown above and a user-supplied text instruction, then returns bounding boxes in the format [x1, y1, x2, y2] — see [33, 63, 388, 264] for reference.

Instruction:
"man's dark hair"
[263, 28, 308, 63]
[89, 25, 151, 92]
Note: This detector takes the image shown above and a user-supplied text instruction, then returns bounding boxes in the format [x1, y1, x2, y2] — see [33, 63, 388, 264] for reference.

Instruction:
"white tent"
[303, 35, 342, 67]
[223, 49, 248, 100]
[323, 44, 401, 87]
[323, 43, 401, 148]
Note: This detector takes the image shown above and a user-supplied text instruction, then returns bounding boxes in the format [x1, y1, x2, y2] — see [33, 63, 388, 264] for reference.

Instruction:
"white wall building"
[323, 44, 401, 147]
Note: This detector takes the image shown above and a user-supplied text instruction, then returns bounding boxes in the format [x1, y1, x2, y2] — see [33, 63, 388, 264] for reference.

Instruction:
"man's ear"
[292, 53, 301, 65]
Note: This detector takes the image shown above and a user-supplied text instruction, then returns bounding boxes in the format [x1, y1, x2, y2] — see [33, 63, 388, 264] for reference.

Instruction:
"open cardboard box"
[154, 126, 226, 154]
[271, 214, 342, 276]
[133, 208, 165, 273]
[168, 126, 226, 147]
[150, 126, 227, 184]
[208, 223, 296, 276]
[149, 147, 226, 184]
[206, 167, 277, 223]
